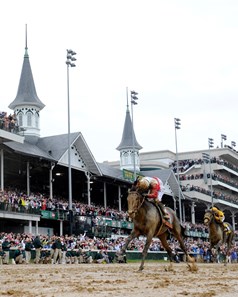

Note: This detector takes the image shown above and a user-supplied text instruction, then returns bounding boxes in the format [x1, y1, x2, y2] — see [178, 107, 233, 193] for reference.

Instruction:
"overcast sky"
[1, 0, 238, 162]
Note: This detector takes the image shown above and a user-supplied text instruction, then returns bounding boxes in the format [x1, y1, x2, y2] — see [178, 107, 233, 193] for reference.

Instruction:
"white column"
[49, 163, 55, 200]
[104, 182, 107, 209]
[60, 220, 63, 236]
[191, 202, 196, 225]
[173, 195, 176, 211]
[49, 166, 54, 199]
[28, 220, 32, 234]
[26, 161, 30, 196]
[35, 221, 39, 235]
[0, 149, 4, 191]
[85, 172, 91, 206]
[118, 186, 122, 212]
[231, 212, 236, 230]
[182, 203, 185, 223]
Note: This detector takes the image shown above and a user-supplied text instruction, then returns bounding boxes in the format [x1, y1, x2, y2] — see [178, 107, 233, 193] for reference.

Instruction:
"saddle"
[213, 215, 231, 234]
[148, 199, 173, 229]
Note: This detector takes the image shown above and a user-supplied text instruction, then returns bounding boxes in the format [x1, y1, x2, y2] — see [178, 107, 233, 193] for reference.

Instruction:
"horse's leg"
[120, 230, 139, 254]
[158, 233, 174, 262]
[139, 234, 153, 271]
[172, 230, 194, 263]
[226, 232, 234, 265]
[222, 232, 234, 266]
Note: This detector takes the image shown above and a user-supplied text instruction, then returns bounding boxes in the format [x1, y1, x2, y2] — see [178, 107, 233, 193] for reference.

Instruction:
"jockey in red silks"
[135, 176, 169, 220]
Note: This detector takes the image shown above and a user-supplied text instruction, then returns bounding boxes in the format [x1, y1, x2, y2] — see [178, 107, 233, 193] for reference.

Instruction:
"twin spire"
[8, 25, 45, 144]
[117, 88, 142, 173]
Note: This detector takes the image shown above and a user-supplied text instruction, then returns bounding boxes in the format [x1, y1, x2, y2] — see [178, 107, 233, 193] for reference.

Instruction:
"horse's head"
[203, 209, 213, 226]
[127, 190, 144, 219]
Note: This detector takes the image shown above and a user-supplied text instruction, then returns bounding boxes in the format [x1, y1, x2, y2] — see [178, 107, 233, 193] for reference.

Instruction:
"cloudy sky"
[1, 0, 238, 162]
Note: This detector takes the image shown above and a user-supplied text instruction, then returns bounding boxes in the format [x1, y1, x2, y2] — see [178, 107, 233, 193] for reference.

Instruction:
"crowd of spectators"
[180, 172, 238, 191]
[0, 189, 129, 222]
[0, 230, 237, 265]
[0, 112, 18, 133]
[171, 156, 238, 206]
[0, 187, 238, 265]
[181, 184, 238, 205]
[171, 157, 238, 175]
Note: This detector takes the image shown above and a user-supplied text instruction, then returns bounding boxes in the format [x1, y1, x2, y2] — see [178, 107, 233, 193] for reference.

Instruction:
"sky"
[1, 0, 238, 162]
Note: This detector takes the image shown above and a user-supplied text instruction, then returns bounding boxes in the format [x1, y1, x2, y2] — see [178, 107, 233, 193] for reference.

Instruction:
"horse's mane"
[130, 185, 137, 191]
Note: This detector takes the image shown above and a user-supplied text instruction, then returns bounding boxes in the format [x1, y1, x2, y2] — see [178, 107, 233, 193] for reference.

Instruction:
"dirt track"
[1, 262, 238, 297]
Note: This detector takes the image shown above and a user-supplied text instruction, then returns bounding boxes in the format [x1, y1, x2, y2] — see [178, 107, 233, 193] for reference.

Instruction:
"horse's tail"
[180, 224, 187, 238]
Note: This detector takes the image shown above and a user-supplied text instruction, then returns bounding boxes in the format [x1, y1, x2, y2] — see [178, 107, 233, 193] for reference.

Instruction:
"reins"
[129, 191, 145, 217]
[137, 195, 145, 211]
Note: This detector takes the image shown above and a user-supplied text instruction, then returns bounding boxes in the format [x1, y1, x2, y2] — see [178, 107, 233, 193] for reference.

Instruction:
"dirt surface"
[1, 262, 238, 297]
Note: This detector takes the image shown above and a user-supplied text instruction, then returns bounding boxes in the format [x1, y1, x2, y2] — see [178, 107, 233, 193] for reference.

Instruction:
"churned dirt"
[0, 262, 238, 297]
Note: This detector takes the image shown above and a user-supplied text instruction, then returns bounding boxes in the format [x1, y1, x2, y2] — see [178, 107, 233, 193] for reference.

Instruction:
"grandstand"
[139, 148, 238, 227]
[1, 28, 237, 240]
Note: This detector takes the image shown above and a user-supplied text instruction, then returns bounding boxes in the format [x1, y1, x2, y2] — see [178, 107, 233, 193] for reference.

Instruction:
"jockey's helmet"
[137, 178, 150, 192]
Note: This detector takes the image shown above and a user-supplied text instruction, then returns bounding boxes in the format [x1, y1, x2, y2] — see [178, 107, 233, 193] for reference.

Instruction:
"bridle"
[127, 191, 145, 218]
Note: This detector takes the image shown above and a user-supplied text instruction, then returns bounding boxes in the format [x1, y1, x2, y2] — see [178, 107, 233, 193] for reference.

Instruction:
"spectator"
[13, 244, 25, 264]
[33, 235, 43, 264]
[0, 245, 6, 264]
[2, 236, 11, 264]
[24, 237, 33, 264]
[95, 250, 110, 264]
[53, 237, 62, 264]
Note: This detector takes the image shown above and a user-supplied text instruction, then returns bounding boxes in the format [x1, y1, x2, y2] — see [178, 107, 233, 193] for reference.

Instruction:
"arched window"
[123, 151, 129, 165]
[35, 112, 39, 128]
[18, 113, 23, 126]
[27, 112, 32, 126]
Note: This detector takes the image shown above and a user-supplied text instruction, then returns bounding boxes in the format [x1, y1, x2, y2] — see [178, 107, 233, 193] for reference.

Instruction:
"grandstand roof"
[3, 132, 102, 176]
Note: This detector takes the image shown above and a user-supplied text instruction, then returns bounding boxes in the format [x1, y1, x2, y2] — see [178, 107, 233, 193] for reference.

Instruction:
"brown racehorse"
[203, 209, 234, 265]
[120, 190, 194, 271]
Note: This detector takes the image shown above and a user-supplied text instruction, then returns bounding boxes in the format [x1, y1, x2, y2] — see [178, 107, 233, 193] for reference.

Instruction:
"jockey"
[135, 176, 169, 220]
[211, 206, 224, 223]
[211, 206, 230, 232]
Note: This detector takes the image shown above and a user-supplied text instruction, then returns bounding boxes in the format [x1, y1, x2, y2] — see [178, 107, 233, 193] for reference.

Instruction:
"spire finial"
[24, 24, 29, 57]
[126, 87, 129, 111]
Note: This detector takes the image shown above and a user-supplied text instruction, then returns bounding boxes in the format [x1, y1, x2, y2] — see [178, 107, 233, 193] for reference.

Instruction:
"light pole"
[231, 141, 236, 149]
[221, 134, 227, 148]
[208, 137, 214, 206]
[131, 90, 138, 181]
[174, 118, 182, 224]
[66, 49, 76, 235]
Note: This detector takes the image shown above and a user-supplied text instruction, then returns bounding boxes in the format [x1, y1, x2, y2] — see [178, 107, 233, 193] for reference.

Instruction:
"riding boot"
[223, 222, 230, 233]
[157, 201, 169, 220]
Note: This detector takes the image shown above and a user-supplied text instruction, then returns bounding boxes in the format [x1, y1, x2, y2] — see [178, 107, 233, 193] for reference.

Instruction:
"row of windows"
[18, 112, 39, 128]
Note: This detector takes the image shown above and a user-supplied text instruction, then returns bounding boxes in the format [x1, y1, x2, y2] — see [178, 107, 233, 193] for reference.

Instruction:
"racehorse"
[203, 209, 234, 265]
[120, 190, 194, 271]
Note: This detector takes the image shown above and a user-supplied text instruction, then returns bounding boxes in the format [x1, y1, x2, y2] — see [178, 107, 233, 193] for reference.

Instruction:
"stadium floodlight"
[174, 118, 182, 224]
[66, 49, 77, 235]
[208, 138, 214, 149]
[207, 138, 214, 206]
[130, 90, 139, 181]
[221, 134, 227, 148]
